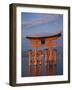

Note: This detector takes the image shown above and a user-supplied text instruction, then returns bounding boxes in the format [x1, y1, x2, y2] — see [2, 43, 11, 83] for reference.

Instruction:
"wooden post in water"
[28, 49, 32, 65]
[49, 48, 53, 65]
[34, 47, 37, 65]
[44, 49, 48, 66]
[52, 48, 57, 75]
[38, 50, 42, 65]
[53, 48, 57, 65]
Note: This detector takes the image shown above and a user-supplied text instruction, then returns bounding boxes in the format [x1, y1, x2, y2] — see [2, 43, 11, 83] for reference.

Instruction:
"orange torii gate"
[27, 33, 62, 66]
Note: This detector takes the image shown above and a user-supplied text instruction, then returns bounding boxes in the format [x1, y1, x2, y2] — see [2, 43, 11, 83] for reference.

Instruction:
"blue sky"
[21, 12, 63, 37]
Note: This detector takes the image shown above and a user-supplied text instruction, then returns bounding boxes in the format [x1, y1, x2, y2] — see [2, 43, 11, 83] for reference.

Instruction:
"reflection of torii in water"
[26, 32, 62, 65]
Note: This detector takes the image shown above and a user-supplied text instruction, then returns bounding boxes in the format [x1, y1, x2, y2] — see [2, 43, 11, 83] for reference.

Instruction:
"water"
[21, 47, 63, 77]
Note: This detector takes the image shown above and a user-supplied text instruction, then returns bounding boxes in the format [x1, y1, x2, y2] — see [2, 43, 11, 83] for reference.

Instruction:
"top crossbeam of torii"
[26, 32, 62, 47]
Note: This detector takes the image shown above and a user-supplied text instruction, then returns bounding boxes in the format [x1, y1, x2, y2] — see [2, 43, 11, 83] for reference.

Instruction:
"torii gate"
[26, 33, 62, 66]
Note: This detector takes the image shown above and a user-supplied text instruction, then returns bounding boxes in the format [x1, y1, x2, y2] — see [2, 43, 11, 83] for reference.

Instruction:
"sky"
[21, 12, 63, 37]
[21, 12, 63, 51]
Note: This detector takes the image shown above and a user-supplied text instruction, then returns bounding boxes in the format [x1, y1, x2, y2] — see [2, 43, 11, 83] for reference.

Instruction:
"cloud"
[22, 15, 59, 28]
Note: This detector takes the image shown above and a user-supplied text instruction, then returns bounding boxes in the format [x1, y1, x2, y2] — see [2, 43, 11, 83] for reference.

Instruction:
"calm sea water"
[21, 47, 63, 77]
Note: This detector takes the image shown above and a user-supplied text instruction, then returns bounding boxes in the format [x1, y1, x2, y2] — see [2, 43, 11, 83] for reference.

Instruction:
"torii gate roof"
[26, 33, 62, 42]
